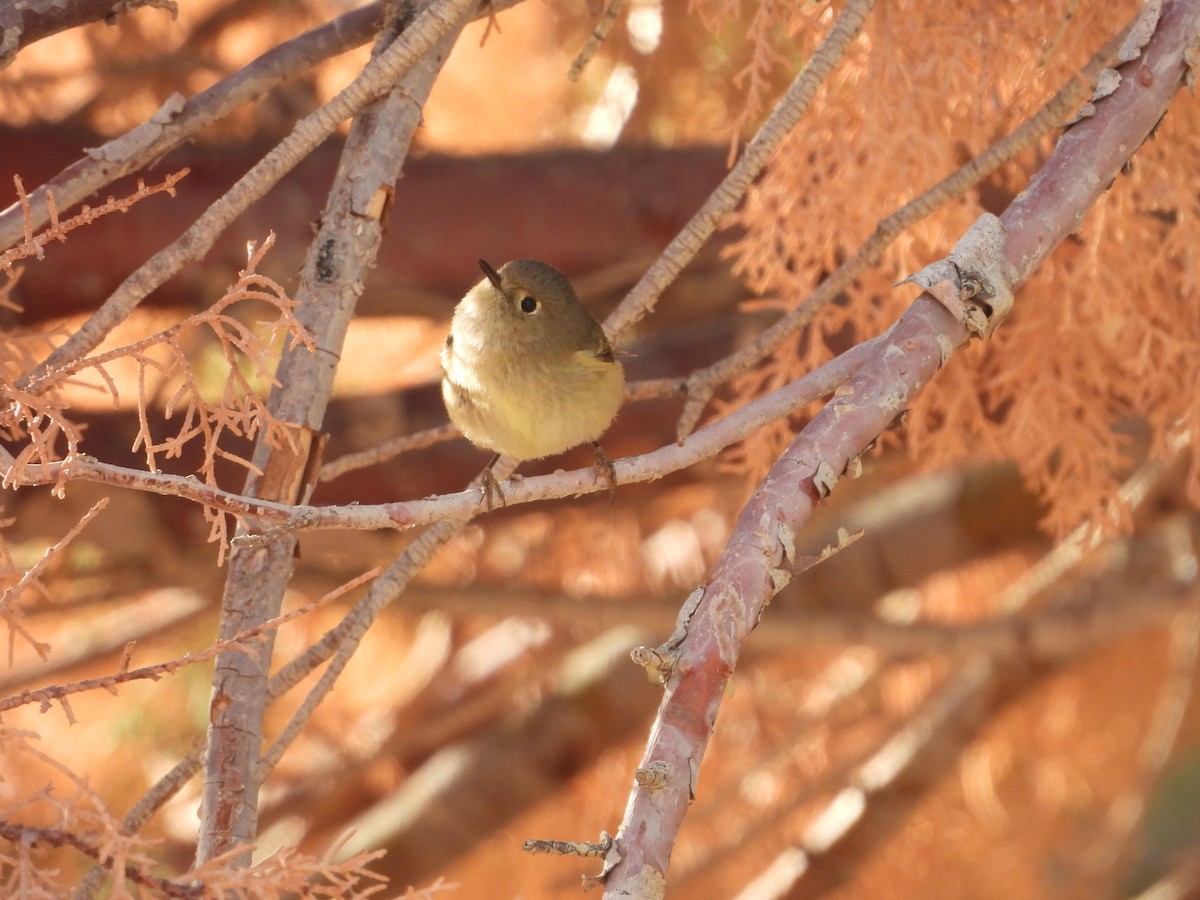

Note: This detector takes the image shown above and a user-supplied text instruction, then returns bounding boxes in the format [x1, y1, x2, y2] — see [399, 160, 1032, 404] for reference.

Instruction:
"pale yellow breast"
[442, 343, 623, 461]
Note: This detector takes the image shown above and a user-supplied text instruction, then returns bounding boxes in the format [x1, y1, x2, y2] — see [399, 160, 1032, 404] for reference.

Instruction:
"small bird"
[441, 259, 624, 506]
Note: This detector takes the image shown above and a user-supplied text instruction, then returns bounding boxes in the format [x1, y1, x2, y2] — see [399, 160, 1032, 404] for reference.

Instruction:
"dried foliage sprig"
[182, 842, 388, 899]
[0, 384, 82, 489]
[675, 21, 1131, 441]
[0, 721, 391, 898]
[0, 726, 174, 898]
[0, 818, 193, 898]
[0, 170, 188, 271]
[5, 235, 312, 550]
[687, 0, 817, 157]
[0, 170, 189, 492]
[715, 0, 1200, 533]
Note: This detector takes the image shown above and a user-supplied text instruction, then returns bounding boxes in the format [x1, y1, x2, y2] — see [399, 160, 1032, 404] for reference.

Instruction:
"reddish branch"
[600, 0, 1200, 894]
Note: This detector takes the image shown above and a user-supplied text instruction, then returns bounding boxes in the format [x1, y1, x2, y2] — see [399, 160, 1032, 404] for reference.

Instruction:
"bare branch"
[601, 2, 1200, 890]
[0, 498, 108, 664]
[319, 422, 459, 482]
[568, 0, 627, 81]
[195, 0, 476, 866]
[4, 335, 880, 530]
[0, 0, 177, 70]
[0, 574, 356, 716]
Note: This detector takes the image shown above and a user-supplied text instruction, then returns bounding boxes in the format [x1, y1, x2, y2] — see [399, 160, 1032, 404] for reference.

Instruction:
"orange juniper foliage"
[702, 0, 1198, 535]
[1, 174, 311, 550]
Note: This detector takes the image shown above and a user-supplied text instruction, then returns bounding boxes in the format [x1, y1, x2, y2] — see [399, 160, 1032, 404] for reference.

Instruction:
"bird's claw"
[592, 442, 617, 505]
[479, 467, 506, 511]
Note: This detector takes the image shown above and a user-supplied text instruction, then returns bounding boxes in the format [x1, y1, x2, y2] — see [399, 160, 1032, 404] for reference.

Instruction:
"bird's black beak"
[479, 259, 503, 289]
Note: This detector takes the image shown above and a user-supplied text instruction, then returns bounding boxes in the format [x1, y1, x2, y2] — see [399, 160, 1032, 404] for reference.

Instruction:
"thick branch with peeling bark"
[600, 1, 1200, 894]
[192, 3, 474, 867]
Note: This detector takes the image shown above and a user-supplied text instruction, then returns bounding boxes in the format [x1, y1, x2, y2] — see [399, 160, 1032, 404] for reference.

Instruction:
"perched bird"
[441, 259, 624, 505]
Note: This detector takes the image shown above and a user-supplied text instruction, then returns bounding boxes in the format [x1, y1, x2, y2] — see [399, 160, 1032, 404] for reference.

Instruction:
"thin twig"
[0, 820, 200, 899]
[1, 171, 188, 269]
[318, 376, 688, 482]
[602, 0, 877, 345]
[5, 334, 880, 530]
[568, 0, 628, 81]
[320, 422, 459, 481]
[0, 498, 108, 664]
[0, 572, 362, 716]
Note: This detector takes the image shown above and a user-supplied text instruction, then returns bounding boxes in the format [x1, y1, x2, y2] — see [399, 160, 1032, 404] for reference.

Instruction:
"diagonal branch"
[602, 0, 877, 345]
[0, 0, 177, 70]
[21, 0, 489, 386]
[600, 1, 1200, 893]
[0, 3, 379, 252]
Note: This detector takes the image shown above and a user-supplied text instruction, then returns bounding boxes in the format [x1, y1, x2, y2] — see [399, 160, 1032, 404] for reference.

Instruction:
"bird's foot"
[592, 442, 617, 504]
[478, 459, 507, 511]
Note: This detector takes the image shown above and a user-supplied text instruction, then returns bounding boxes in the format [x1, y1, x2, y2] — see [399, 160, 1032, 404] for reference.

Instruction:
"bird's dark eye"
[520, 296, 538, 313]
